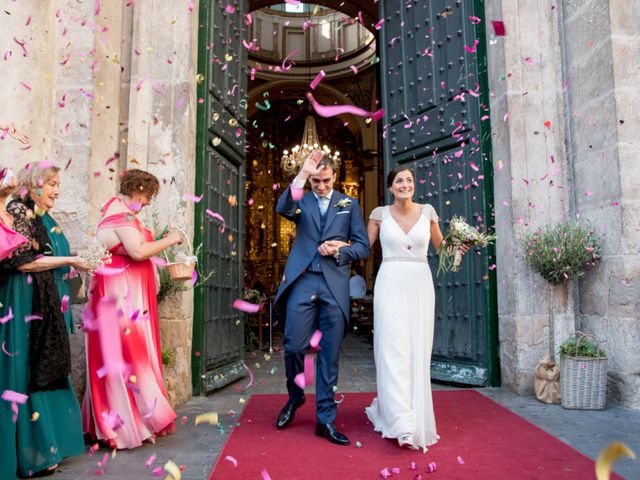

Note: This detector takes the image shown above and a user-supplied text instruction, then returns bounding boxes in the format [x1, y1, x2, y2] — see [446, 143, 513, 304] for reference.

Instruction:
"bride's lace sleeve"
[369, 206, 385, 221]
[1, 201, 37, 269]
[422, 204, 439, 223]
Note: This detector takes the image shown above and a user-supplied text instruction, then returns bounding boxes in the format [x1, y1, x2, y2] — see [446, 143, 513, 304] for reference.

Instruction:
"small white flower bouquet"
[80, 239, 112, 272]
[437, 216, 496, 274]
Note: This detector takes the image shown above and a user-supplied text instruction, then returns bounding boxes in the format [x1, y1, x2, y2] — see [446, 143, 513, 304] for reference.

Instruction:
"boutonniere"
[334, 198, 352, 209]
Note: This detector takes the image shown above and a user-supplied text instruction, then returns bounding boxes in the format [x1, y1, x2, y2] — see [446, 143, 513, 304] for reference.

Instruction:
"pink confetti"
[145, 454, 156, 468]
[182, 192, 203, 203]
[261, 468, 272, 480]
[491, 20, 506, 36]
[469, 162, 480, 172]
[281, 49, 299, 71]
[303, 353, 315, 386]
[101, 409, 124, 431]
[464, 39, 479, 53]
[309, 70, 326, 90]
[307, 92, 384, 121]
[205, 209, 226, 233]
[60, 295, 70, 313]
[457, 455, 465, 464]
[25, 15, 32, 26]
[1, 390, 28, 404]
[225, 4, 235, 14]
[152, 466, 164, 477]
[426, 462, 437, 473]
[24, 314, 43, 323]
[285, 0, 301, 4]
[20, 81, 32, 91]
[95, 0, 101, 15]
[380, 467, 391, 479]
[136, 76, 148, 92]
[187, 1, 194, 13]
[2, 341, 15, 357]
[391, 467, 401, 474]
[224, 455, 238, 467]
[350, 65, 359, 74]
[190, 269, 198, 287]
[374, 18, 385, 30]
[469, 15, 482, 24]
[294, 372, 306, 389]
[0, 307, 14, 324]
[232, 299, 261, 313]
[309, 329, 322, 349]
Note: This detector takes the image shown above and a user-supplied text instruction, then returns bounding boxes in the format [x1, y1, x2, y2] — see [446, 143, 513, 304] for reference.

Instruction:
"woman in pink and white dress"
[82, 169, 183, 449]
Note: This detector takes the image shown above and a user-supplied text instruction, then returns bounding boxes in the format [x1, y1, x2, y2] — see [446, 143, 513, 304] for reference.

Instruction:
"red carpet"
[210, 391, 618, 479]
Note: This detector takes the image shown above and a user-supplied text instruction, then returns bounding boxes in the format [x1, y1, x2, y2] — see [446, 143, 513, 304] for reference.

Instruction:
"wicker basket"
[164, 227, 195, 281]
[560, 332, 608, 410]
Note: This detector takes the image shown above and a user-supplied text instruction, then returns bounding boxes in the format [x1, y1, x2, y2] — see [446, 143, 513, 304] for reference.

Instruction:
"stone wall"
[485, 1, 574, 395]
[0, 0, 199, 407]
[563, 0, 640, 407]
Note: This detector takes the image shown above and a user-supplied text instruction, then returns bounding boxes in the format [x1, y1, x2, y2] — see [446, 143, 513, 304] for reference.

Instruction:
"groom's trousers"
[284, 271, 345, 425]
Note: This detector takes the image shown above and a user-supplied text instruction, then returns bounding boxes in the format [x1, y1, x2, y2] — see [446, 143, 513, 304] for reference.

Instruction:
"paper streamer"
[309, 329, 322, 349]
[307, 92, 384, 121]
[224, 455, 238, 467]
[1, 390, 28, 404]
[0, 307, 14, 324]
[303, 353, 315, 386]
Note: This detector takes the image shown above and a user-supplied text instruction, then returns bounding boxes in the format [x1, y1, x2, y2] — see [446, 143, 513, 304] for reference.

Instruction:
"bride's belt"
[382, 256, 428, 263]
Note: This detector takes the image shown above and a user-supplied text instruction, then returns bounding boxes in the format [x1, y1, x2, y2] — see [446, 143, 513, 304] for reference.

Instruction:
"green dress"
[0, 213, 84, 479]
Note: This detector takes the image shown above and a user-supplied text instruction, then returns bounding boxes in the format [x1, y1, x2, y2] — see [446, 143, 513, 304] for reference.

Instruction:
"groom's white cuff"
[291, 176, 306, 189]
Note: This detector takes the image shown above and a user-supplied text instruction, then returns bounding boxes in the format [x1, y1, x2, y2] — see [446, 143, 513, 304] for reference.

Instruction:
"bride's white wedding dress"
[365, 204, 440, 452]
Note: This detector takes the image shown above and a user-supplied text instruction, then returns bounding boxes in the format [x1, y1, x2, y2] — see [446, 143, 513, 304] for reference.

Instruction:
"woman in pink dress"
[82, 169, 184, 449]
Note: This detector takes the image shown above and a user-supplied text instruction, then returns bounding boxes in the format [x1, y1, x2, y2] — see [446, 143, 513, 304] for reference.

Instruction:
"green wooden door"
[379, 0, 499, 385]
[193, 0, 248, 394]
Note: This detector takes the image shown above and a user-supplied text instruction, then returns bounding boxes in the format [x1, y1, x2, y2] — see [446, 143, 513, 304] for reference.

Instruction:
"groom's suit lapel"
[303, 193, 321, 232]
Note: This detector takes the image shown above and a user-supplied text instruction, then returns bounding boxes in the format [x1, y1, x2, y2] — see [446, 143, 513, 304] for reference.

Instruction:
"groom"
[274, 151, 370, 445]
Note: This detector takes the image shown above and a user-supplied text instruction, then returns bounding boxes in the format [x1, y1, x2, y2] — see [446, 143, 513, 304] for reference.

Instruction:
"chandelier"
[280, 115, 341, 178]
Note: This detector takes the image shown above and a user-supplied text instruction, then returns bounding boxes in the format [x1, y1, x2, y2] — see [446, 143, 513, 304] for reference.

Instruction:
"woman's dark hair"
[119, 169, 160, 198]
[386, 164, 413, 188]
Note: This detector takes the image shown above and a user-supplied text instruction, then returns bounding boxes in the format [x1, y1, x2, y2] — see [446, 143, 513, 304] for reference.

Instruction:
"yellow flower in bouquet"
[437, 216, 496, 274]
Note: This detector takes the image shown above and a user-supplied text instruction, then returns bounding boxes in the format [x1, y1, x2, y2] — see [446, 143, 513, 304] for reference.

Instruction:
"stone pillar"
[126, 0, 199, 405]
[566, 1, 640, 408]
[485, 1, 574, 394]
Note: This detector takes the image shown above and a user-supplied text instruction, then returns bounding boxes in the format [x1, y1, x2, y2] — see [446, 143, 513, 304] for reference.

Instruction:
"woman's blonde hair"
[17, 163, 61, 199]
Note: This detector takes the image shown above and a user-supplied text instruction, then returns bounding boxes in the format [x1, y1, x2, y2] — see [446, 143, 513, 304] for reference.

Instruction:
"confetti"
[457, 455, 465, 464]
[306, 92, 384, 121]
[182, 192, 203, 203]
[60, 295, 70, 313]
[309, 70, 326, 90]
[2, 341, 16, 356]
[232, 299, 261, 313]
[491, 20, 506, 36]
[1, 390, 28, 404]
[0, 307, 14, 324]
[164, 460, 181, 480]
[205, 209, 226, 233]
[261, 468, 272, 480]
[224, 455, 238, 467]
[309, 329, 322, 349]
[24, 314, 43, 322]
[194, 412, 219, 425]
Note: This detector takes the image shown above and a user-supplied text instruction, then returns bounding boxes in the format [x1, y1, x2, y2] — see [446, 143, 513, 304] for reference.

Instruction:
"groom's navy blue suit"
[275, 185, 370, 424]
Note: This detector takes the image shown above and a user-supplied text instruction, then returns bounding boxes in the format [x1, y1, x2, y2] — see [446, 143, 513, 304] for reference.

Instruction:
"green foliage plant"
[520, 220, 601, 284]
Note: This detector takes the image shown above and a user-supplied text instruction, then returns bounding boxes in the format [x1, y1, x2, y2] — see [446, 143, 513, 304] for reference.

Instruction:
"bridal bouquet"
[437, 216, 496, 274]
[80, 240, 112, 272]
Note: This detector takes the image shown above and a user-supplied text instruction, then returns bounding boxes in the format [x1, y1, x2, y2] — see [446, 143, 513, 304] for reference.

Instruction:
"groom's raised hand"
[298, 150, 325, 178]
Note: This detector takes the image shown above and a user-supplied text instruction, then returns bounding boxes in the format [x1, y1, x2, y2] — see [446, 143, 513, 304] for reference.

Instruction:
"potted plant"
[520, 220, 602, 284]
[559, 332, 608, 410]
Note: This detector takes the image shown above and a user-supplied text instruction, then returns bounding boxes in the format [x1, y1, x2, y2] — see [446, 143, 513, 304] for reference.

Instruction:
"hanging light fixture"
[280, 3, 340, 178]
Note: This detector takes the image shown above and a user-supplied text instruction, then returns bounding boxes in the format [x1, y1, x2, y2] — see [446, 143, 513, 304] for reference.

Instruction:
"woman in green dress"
[0, 163, 88, 478]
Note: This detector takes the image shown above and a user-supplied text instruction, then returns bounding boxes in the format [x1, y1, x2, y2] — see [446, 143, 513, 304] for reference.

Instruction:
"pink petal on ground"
[232, 299, 261, 313]
[309, 329, 322, 349]
[0, 307, 14, 324]
[307, 92, 384, 121]
[1, 390, 28, 404]
[145, 453, 156, 468]
[224, 455, 238, 467]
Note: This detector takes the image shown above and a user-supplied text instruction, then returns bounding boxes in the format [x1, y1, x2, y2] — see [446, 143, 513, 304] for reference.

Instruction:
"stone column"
[126, 0, 199, 405]
[485, 1, 574, 394]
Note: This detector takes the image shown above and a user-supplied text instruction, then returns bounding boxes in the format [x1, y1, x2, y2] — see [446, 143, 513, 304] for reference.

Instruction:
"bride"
[364, 165, 466, 452]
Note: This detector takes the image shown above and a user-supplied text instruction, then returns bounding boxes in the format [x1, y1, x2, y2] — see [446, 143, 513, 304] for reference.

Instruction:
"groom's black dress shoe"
[276, 398, 305, 429]
[315, 422, 350, 446]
